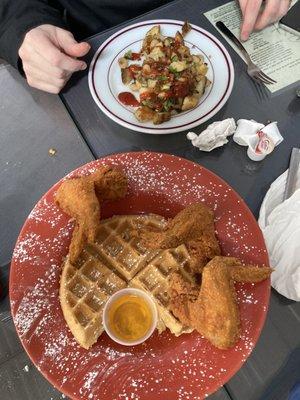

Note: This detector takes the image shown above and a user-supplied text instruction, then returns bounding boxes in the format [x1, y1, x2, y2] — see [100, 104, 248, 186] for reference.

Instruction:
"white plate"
[89, 19, 234, 134]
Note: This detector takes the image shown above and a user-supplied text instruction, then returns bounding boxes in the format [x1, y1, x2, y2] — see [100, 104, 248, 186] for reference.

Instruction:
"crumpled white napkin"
[258, 170, 300, 301]
[234, 120, 284, 161]
[187, 118, 236, 151]
[187, 118, 283, 159]
[233, 119, 264, 146]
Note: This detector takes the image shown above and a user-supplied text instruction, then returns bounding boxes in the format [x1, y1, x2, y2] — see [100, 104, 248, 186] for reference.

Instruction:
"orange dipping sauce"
[107, 294, 153, 342]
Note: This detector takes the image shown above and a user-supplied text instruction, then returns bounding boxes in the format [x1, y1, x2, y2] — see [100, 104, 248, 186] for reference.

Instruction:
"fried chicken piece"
[211, 256, 272, 282]
[143, 203, 214, 247]
[90, 166, 128, 201]
[169, 256, 272, 349]
[169, 266, 239, 349]
[68, 224, 87, 264]
[169, 272, 199, 326]
[55, 167, 127, 263]
[190, 258, 240, 349]
[141, 203, 221, 272]
[187, 232, 221, 274]
[56, 178, 100, 262]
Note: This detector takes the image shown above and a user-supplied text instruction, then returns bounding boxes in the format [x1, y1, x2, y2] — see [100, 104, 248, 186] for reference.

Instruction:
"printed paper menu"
[204, 0, 300, 93]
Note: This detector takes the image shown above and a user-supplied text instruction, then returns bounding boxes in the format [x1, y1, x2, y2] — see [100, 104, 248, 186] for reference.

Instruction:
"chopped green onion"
[143, 99, 153, 108]
[169, 66, 180, 78]
[169, 66, 177, 73]
[124, 50, 132, 59]
[163, 99, 174, 111]
[171, 55, 179, 62]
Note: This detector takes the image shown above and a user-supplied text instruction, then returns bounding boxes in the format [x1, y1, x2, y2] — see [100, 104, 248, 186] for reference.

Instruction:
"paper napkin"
[259, 170, 300, 301]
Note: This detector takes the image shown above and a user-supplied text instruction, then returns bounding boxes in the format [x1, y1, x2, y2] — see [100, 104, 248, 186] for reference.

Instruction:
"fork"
[216, 21, 276, 85]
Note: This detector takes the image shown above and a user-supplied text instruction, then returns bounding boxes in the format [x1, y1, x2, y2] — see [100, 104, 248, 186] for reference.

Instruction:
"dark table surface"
[1, 0, 300, 399]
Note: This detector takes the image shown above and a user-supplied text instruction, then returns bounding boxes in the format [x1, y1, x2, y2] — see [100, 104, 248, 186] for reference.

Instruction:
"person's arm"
[0, 1, 90, 94]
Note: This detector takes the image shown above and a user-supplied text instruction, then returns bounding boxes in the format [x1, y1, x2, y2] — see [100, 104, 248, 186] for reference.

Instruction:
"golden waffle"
[60, 214, 194, 349]
[60, 250, 127, 349]
[88, 214, 168, 281]
[130, 245, 194, 336]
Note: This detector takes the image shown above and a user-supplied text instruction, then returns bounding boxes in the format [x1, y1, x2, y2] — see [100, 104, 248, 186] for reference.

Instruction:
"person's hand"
[19, 24, 90, 93]
[238, 0, 290, 41]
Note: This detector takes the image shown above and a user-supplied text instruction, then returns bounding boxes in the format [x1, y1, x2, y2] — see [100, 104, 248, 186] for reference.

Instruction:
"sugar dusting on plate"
[10, 153, 270, 400]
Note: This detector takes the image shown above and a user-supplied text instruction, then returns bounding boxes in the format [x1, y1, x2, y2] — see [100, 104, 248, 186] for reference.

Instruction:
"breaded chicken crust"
[169, 256, 272, 349]
[55, 166, 127, 263]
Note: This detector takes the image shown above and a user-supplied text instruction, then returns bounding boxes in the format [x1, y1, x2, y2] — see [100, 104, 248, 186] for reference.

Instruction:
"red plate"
[10, 152, 270, 400]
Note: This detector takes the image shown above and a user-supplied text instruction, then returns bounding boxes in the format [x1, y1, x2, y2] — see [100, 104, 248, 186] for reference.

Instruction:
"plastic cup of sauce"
[103, 288, 158, 346]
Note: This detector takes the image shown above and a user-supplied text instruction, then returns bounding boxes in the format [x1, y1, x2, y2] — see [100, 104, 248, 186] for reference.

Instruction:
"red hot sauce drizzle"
[118, 92, 140, 107]
[131, 52, 141, 60]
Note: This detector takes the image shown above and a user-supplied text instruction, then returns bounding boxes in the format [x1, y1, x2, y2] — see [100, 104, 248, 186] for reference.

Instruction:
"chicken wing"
[168, 272, 199, 327]
[56, 178, 100, 262]
[169, 256, 272, 349]
[90, 166, 128, 201]
[141, 203, 221, 272]
[55, 167, 127, 263]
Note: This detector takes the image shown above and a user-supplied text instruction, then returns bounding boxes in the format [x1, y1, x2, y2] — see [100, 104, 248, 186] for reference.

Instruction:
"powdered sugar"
[28, 197, 64, 228]
[83, 371, 99, 391]
[14, 263, 59, 337]
[13, 223, 73, 267]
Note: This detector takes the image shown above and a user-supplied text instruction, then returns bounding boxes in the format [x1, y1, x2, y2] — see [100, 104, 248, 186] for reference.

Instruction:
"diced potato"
[177, 45, 190, 57]
[161, 83, 171, 90]
[130, 81, 142, 91]
[153, 112, 171, 125]
[147, 79, 157, 89]
[182, 95, 199, 111]
[173, 97, 183, 109]
[150, 39, 159, 48]
[196, 63, 208, 76]
[158, 92, 168, 100]
[139, 87, 152, 95]
[175, 31, 184, 45]
[182, 21, 192, 37]
[118, 57, 128, 69]
[140, 79, 148, 87]
[150, 39, 163, 49]
[164, 37, 173, 47]
[121, 68, 132, 85]
[192, 55, 204, 64]
[142, 37, 152, 53]
[142, 64, 151, 75]
[149, 46, 165, 61]
[169, 60, 187, 72]
[196, 76, 207, 96]
[146, 25, 160, 37]
[134, 106, 155, 122]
